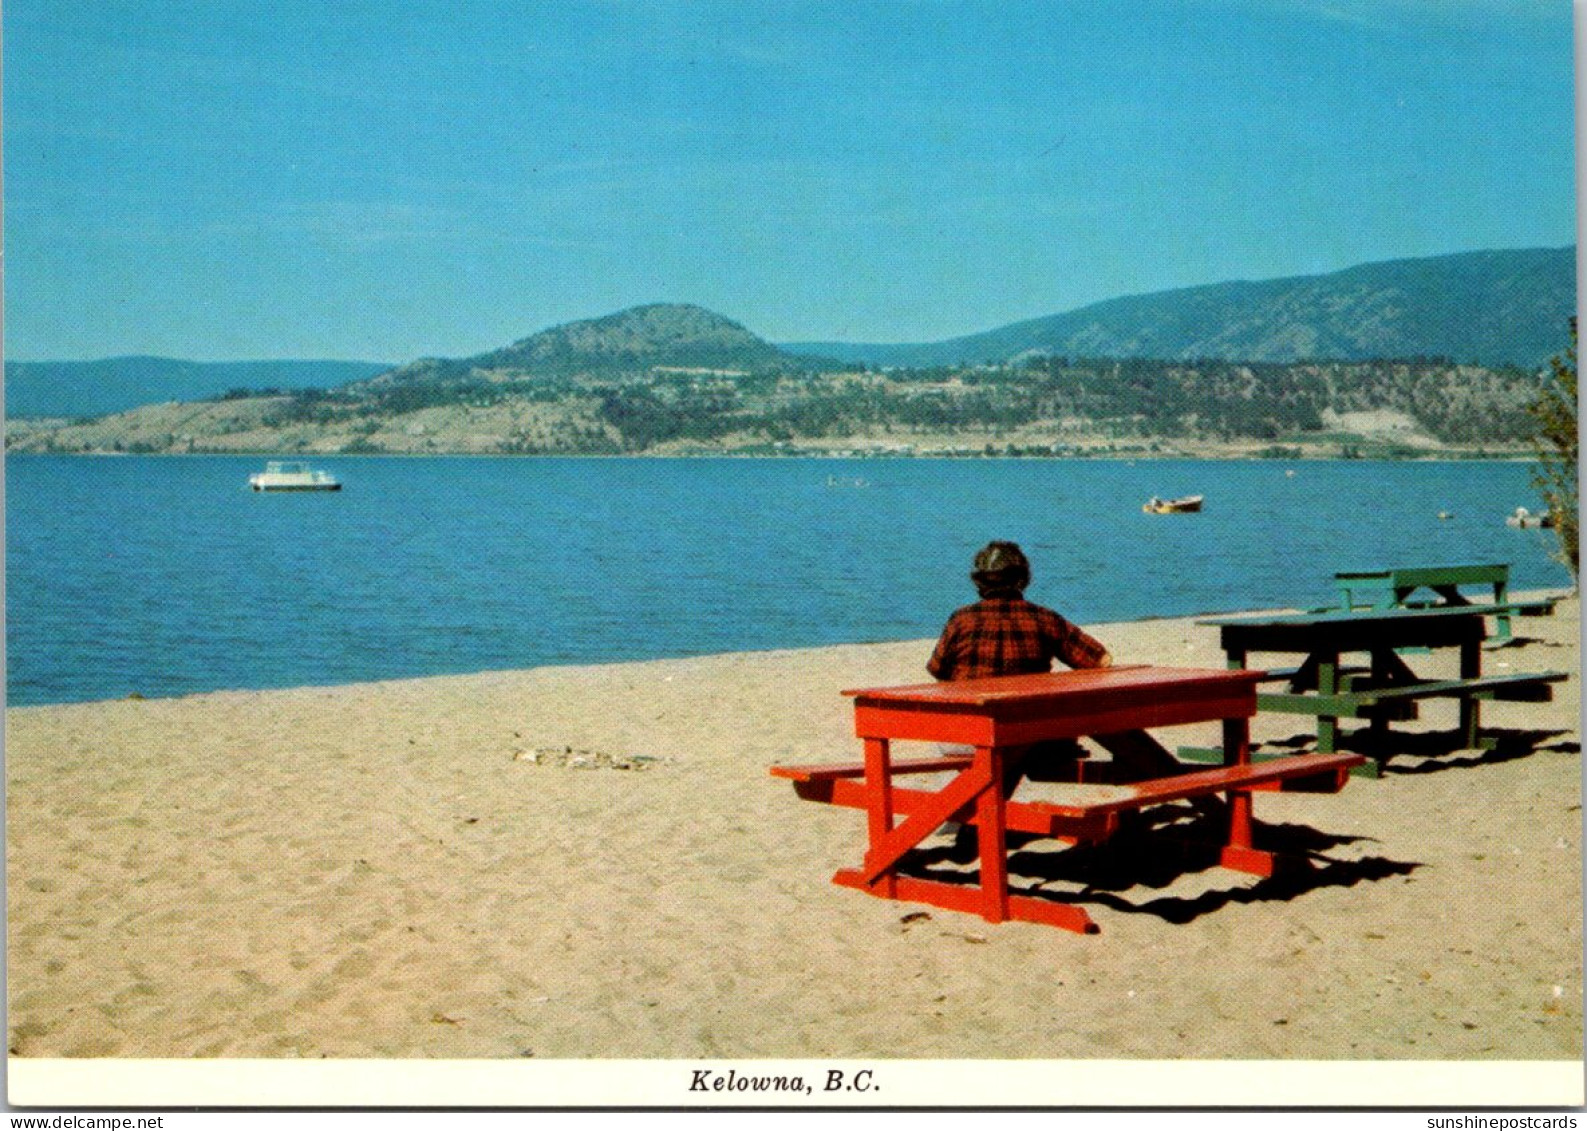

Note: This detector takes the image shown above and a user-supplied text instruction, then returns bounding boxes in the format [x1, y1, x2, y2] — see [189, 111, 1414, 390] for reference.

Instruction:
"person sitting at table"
[927, 541, 1187, 858]
[929, 541, 1110, 799]
[927, 540, 1112, 682]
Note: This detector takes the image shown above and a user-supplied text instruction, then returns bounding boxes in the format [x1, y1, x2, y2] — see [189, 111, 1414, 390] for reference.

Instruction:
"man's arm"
[926, 615, 959, 680]
[1046, 610, 1110, 670]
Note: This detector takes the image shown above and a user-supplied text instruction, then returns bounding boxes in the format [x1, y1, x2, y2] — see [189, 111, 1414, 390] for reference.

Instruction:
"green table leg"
[1459, 637, 1482, 748]
[1367, 648, 1392, 748]
[1316, 651, 1339, 756]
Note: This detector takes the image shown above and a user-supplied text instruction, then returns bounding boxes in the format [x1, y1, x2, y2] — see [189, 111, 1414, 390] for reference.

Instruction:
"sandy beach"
[6, 600, 1581, 1064]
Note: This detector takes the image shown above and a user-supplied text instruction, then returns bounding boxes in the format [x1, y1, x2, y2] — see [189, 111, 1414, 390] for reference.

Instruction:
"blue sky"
[3, 0, 1576, 361]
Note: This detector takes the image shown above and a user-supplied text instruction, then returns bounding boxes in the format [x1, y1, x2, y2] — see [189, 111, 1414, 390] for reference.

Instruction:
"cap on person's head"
[970, 540, 1030, 594]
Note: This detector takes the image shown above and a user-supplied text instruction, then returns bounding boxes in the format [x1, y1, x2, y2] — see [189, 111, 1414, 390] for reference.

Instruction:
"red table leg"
[834, 740, 1099, 932]
[862, 736, 897, 897]
[1217, 716, 1278, 876]
[974, 745, 1009, 923]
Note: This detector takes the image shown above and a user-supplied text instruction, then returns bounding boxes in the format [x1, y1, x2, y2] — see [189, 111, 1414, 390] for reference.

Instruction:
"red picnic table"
[771, 665, 1363, 934]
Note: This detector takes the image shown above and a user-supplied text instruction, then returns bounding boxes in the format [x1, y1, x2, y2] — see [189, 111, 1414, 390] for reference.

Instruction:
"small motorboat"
[1143, 495, 1203, 514]
[249, 460, 341, 492]
[1506, 506, 1554, 529]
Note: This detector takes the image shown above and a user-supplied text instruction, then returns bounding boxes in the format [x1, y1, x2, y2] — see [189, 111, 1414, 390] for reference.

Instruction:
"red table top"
[842, 664, 1265, 709]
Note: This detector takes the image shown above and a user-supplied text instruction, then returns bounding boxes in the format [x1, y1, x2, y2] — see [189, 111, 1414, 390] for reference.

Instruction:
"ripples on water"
[6, 455, 1570, 705]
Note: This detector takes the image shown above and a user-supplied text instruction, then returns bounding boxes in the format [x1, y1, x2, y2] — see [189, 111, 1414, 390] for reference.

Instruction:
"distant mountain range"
[4, 357, 391, 419]
[783, 246, 1578, 370]
[6, 246, 1574, 418]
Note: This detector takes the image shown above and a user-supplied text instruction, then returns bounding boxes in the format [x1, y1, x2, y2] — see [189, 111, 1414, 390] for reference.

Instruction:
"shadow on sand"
[1258, 725, 1577, 774]
[888, 722, 1575, 928]
[902, 803, 1420, 928]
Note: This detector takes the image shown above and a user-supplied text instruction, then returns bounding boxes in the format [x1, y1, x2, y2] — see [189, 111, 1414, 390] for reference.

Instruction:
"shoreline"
[7, 601, 1580, 1064]
[4, 447, 1542, 462]
[9, 590, 1571, 712]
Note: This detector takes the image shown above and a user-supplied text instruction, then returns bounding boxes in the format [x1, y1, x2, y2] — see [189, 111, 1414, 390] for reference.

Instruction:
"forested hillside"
[784, 246, 1576, 370]
[6, 353, 1547, 457]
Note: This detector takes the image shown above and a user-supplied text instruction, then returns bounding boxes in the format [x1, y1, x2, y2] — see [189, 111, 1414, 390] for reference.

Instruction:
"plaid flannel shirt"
[926, 596, 1109, 681]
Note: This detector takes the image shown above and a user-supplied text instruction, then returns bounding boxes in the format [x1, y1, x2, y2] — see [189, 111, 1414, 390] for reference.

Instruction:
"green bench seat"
[1256, 669, 1569, 719]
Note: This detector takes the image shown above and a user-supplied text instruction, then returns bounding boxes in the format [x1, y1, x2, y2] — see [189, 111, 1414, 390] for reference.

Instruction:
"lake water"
[5, 454, 1572, 706]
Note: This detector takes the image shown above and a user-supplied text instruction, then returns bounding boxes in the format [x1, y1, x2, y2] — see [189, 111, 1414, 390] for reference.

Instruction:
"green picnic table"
[1196, 603, 1569, 776]
[1331, 563, 1521, 637]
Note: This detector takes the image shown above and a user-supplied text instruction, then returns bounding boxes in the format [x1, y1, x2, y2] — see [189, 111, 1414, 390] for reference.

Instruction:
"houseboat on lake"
[249, 461, 341, 492]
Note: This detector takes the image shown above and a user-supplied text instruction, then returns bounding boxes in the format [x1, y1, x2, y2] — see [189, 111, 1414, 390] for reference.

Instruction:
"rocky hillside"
[12, 248, 1570, 422]
[784, 246, 1576, 369]
[8, 253, 1571, 459]
[6, 355, 1550, 460]
[368, 303, 815, 387]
